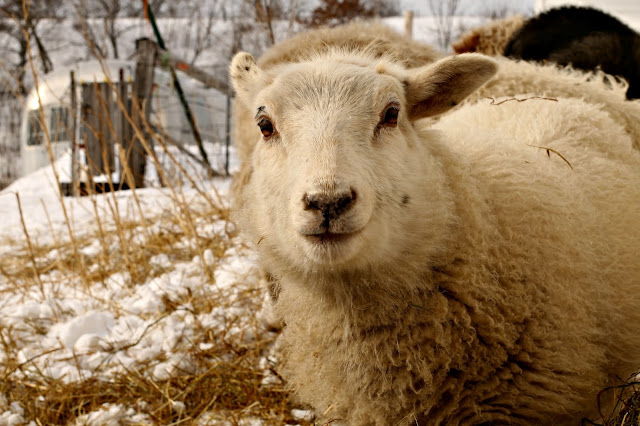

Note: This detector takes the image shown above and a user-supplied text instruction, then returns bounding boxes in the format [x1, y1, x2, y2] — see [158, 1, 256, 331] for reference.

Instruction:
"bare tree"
[71, 0, 106, 58]
[0, 0, 64, 188]
[0, 0, 63, 93]
[428, 0, 461, 51]
[243, 0, 303, 45]
[288, 0, 299, 35]
[180, 1, 220, 64]
[71, 0, 170, 59]
[99, 0, 125, 59]
[0, 91, 22, 189]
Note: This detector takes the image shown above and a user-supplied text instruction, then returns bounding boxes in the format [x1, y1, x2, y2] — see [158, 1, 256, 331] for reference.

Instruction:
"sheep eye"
[258, 118, 274, 138]
[381, 105, 399, 127]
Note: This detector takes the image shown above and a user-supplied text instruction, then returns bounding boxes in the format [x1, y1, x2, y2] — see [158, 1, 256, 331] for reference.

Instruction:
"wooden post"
[128, 38, 157, 189]
[112, 70, 124, 186]
[80, 81, 122, 191]
[404, 10, 414, 39]
[82, 83, 103, 178]
[97, 82, 116, 178]
[70, 71, 79, 196]
[82, 82, 117, 181]
[117, 69, 132, 189]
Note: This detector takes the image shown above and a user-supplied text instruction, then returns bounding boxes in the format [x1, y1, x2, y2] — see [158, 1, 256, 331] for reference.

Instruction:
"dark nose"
[303, 189, 357, 223]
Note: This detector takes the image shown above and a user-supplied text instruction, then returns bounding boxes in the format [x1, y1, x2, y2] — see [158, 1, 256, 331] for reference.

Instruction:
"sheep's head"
[230, 51, 497, 273]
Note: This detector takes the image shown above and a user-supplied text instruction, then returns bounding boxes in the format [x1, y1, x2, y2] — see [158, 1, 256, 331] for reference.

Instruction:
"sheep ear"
[230, 52, 267, 107]
[452, 33, 480, 54]
[405, 54, 497, 120]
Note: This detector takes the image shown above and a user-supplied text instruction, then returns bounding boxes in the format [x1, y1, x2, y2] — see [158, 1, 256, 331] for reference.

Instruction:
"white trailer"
[20, 59, 223, 181]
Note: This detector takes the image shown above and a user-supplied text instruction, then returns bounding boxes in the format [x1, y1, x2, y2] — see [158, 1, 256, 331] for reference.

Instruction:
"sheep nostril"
[303, 194, 320, 211]
[303, 188, 358, 219]
[303, 193, 325, 212]
[336, 189, 357, 212]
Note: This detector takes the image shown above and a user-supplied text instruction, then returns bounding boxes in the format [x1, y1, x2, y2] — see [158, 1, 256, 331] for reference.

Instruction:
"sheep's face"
[231, 51, 497, 272]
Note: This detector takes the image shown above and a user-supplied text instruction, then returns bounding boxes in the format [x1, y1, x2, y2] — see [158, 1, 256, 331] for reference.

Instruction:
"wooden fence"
[71, 38, 156, 195]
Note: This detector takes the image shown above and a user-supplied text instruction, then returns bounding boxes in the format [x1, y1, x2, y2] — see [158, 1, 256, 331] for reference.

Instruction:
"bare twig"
[487, 96, 559, 105]
[528, 144, 574, 170]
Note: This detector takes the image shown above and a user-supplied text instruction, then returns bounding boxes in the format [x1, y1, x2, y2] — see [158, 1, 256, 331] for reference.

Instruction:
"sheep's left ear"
[405, 54, 497, 120]
[230, 52, 268, 108]
[452, 33, 480, 54]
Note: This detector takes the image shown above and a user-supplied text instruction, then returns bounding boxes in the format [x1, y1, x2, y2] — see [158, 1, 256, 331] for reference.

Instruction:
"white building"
[535, 0, 640, 30]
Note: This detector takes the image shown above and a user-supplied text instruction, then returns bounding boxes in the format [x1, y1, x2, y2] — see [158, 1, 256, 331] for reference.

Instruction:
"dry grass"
[1, 199, 230, 290]
[487, 95, 559, 105]
[0, 329, 297, 425]
[581, 379, 640, 426]
[612, 387, 640, 426]
[0, 193, 311, 425]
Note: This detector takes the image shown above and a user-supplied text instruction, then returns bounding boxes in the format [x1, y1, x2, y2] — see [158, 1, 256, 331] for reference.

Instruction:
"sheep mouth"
[302, 230, 360, 245]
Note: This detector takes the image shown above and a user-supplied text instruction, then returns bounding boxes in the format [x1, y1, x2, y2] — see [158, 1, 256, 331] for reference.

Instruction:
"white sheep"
[230, 46, 640, 425]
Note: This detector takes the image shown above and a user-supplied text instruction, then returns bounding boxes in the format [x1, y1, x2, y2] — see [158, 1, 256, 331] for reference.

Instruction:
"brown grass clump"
[0, 328, 302, 424]
[0, 193, 312, 424]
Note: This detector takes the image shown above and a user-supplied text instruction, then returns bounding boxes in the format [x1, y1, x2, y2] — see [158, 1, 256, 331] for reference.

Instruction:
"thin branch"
[528, 145, 574, 170]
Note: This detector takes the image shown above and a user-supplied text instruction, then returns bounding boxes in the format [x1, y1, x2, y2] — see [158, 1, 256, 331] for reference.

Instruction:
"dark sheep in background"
[504, 6, 640, 99]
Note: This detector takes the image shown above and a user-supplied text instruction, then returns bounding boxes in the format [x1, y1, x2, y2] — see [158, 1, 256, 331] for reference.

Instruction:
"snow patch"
[47, 311, 115, 349]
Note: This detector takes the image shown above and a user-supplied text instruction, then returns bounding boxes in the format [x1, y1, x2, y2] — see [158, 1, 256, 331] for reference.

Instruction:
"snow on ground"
[0, 147, 294, 423]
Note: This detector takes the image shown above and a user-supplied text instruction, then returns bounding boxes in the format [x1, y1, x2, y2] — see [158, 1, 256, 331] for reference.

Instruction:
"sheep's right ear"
[230, 52, 267, 107]
[405, 54, 497, 120]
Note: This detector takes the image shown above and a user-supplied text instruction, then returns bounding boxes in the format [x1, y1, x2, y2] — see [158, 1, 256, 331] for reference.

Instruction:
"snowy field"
[0, 149, 311, 424]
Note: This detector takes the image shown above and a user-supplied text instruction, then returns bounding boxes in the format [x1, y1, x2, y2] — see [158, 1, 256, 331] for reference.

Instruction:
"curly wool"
[274, 95, 640, 425]
[469, 58, 640, 151]
[452, 16, 525, 55]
